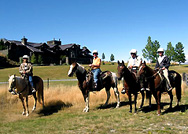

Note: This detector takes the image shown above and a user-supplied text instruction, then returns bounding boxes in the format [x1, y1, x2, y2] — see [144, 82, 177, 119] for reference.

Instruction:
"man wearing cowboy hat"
[89, 50, 101, 89]
[19, 55, 36, 93]
[155, 48, 172, 91]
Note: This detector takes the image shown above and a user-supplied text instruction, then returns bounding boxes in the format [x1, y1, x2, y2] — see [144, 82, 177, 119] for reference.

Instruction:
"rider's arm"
[25, 64, 33, 75]
[19, 64, 24, 74]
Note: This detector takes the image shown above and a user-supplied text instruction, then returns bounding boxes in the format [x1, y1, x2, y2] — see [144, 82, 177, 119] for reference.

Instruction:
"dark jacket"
[155, 56, 170, 69]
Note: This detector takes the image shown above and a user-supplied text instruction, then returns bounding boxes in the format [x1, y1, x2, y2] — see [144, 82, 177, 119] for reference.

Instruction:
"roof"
[59, 44, 75, 51]
[26, 45, 43, 53]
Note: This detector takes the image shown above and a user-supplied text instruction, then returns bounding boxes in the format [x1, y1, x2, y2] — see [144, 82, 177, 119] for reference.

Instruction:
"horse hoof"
[22, 112, 26, 115]
[26, 113, 29, 117]
[129, 110, 132, 113]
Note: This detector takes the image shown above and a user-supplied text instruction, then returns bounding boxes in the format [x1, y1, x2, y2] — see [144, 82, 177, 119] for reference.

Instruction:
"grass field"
[0, 64, 188, 133]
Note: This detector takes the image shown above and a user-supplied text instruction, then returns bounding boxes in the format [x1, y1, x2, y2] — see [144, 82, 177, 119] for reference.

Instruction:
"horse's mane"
[145, 64, 155, 76]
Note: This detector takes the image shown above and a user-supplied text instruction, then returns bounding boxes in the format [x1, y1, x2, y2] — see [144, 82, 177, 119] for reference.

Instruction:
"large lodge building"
[1, 37, 93, 65]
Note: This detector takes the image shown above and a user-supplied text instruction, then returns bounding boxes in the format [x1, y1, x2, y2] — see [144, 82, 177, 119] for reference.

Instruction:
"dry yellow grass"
[0, 80, 187, 123]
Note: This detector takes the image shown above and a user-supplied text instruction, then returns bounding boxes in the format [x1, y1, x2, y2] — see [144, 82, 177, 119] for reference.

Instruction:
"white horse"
[8, 75, 44, 116]
[68, 62, 120, 112]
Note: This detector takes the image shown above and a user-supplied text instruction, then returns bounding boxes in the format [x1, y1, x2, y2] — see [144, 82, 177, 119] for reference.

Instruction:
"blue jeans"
[29, 76, 34, 88]
[92, 68, 101, 84]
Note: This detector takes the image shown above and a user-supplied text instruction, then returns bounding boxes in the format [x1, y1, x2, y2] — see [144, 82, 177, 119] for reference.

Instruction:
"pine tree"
[102, 53, 105, 65]
[31, 54, 37, 64]
[174, 42, 186, 64]
[142, 36, 160, 63]
[165, 42, 175, 61]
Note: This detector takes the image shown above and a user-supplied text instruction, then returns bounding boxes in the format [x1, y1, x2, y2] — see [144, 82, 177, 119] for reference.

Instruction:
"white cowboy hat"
[130, 49, 137, 55]
[23, 55, 29, 59]
[92, 50, 98, 54]
[157, 48, 164, 53]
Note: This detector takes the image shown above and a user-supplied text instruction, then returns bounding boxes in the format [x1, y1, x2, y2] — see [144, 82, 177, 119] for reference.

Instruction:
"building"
[1, 37, 93, 65]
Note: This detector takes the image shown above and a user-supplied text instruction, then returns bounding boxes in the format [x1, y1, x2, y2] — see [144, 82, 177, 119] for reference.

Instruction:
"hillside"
[0, 53, 18, 69]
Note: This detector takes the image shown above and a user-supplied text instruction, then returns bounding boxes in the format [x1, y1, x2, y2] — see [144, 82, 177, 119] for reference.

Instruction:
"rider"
[155, 48, 172, 91]
[121, 49, 142, 94]
[89, 50, 101, 89]
[19, 55, 36, 93]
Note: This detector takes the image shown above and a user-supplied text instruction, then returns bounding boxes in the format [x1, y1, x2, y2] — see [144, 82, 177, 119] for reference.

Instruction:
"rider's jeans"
[29, 76, 34, 88]
[92, 68, 101, 84]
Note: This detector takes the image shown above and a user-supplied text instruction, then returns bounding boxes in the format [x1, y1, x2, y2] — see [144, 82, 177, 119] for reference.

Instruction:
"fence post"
[47, 78, 49, 89]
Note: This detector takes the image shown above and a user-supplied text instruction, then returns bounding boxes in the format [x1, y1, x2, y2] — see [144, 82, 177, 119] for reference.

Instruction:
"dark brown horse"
[138, 61, 181, 115]
[68, 62, 120, 112]
[117, 60, 149, 113]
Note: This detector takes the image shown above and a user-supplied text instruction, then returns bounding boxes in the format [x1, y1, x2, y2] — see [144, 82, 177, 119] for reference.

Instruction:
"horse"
[8, 74, 44, 116]
[137, 61, 182, 115]
[68, 62, 120, 112]
[117, 60, 151, 113]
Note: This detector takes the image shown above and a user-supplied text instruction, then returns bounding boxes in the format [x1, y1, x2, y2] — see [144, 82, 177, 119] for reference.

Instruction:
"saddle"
[86, 71, 112, 90]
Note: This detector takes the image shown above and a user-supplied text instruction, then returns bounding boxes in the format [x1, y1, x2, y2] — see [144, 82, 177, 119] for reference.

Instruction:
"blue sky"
[1, 0, 188, 62]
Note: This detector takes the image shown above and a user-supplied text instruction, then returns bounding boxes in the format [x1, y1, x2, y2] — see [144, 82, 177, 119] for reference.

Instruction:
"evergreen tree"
[38, 55, 43, 64]
[165, 42, 175, 61]
[142, 36, 160, 63]
[110, 54, 115, 64]
[31, 54, 37, 64]
[102, 53, 105, 65]
[174, 42, 186, 64]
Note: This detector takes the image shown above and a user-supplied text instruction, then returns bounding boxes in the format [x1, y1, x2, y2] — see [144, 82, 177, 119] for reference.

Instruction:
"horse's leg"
[156, 90, 161, 115]
[127, 92, 132, 113]
[19, 95, 26, 115]
[32, 92, 37, 112]
[25, 96, 29, 116]
[113, 87, 120, 108]
[104, 88, 111, 107]
[139, 90, 145, 109]
[134, 93, 138, 113]
[167, 91, 173, 109]
[147, 91, 152, 108]
[82, 90, 90, 112]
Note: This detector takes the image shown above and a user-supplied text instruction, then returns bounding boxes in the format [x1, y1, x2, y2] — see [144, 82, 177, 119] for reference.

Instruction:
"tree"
[38, 55, 43, 64]
[142, 36, 160, 63]
[0, 40, 7, 50]
[165, 42, 175, 61]
[31, 54, 37, 64]
[102, 53, 105, 65]
[174, 42, 186, 64]
[110, 54, 115, 64]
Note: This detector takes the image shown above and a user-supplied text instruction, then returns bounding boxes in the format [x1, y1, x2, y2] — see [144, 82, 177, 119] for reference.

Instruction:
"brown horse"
[117, 60, 149, 113]
[68, 62, 120, 112]
[138, 61, 181, 115]
[8, 75, 44, 116]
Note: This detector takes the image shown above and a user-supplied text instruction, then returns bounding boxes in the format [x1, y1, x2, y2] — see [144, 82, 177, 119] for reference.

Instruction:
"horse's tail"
[34, 76, 44, 107]
[175, 73, 182, 102]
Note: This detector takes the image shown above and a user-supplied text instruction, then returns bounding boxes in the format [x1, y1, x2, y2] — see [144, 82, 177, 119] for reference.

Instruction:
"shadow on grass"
[139, 102, 170, 113]
[96, 101, 132, 110]
[162, 104, 188, 115]
[38, 100, 72, 116]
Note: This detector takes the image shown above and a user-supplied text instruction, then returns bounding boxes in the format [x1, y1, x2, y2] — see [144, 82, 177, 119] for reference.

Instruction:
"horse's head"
[117, 60, 126, 80]
[138, 61, 147, 88]
[68, 62, 86, 77]
[8, 74, 16, 93]
[68, 62, 78, 77]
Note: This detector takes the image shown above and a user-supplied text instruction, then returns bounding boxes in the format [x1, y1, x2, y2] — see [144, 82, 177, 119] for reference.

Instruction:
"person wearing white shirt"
[121, 49, 142, 94]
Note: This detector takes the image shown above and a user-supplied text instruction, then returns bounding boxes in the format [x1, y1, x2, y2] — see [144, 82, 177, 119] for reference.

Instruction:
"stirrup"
[121, 89, 126, 94]
[32, 88, 36, 93]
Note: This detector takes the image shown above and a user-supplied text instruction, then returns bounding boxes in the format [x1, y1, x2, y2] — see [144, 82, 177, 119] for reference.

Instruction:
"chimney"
[21, 36, 28, 45]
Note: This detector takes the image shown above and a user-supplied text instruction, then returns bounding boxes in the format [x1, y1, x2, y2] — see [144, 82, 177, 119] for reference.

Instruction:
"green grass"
[1, 63, 188, 82]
